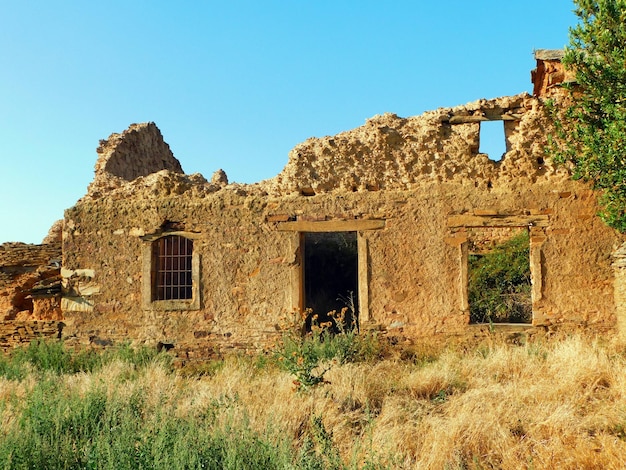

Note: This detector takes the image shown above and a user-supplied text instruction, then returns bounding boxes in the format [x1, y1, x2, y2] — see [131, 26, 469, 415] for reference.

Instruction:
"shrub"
[468, 231, 532, 324]
[274, 309, 382, 390]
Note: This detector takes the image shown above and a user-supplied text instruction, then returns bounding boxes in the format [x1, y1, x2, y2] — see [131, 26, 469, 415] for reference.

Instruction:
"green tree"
[548, 0, 626, 231]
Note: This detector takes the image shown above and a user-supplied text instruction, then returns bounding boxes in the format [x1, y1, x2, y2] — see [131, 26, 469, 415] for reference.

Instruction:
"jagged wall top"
[80, 52, 569, 200]
[87, 122, 184, 198]
[267, 93, 567, 196]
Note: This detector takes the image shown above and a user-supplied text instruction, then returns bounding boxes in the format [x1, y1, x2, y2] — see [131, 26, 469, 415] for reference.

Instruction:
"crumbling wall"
[62, 187, 293, 357]
[268, 93, 565, 196]
[0, 321, 63, 352]
[87, 122, 184, 198]
[0, 243, 62, 320]
[531, 49, 576, 98]
[62, 173, 619, 357]
[613, 243, 626, 340]
[58, 51, 622, 357]
[0, 219, 64, 326]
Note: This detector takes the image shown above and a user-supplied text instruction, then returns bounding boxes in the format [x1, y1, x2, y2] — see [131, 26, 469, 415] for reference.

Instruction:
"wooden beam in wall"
[459, 241, 469, 314]
[357, 233, 370, 323]
[288, 232, 303, 314]
[447, 214, 549, 228]
[448, 113, 523, 124]
[277, 219, 386, 232]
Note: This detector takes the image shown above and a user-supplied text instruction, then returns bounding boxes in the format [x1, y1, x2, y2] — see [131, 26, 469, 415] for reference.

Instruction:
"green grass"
[0, 340, 350, 470]
[274, 316, 384, 390]
[3, 336, 623, 468]
[0, 379, 307, 469]
[0, 339, 170, 380]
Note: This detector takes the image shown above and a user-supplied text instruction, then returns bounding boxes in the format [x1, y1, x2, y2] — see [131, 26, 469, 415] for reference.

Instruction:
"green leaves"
[468, 232, 532, 324]
[549, 0, 626, 232]
[274, 313, 382, 391]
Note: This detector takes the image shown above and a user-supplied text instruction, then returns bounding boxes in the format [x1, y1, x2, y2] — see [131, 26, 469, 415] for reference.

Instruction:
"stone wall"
[0, 242, 62, 321]
[531, 49, 576, 98]
[62, 178, 619, 357]
[87, 122, 184, 199]
[29, 50, 620, 358]
[268, 93, 554, 196]
[0, 321, 63, 351]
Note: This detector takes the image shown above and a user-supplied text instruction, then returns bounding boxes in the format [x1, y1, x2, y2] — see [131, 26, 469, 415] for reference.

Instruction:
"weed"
[179, 359, 225, 378]
[431, 389, 449, 404]
[274, 309, 381, 390]
[0, 339, 170, 379]
[0, 352, 26, 380]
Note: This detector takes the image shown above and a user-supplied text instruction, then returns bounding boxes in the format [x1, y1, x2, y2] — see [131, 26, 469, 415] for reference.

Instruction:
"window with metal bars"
[152, 235, 194, 301]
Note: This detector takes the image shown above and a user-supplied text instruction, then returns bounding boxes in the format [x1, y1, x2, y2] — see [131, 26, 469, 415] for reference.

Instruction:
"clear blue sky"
[0, 1, 576, 244]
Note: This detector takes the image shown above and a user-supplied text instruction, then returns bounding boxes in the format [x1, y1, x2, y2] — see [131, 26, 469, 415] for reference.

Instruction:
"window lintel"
[277, 219, 385, 232]
[140, 230, 202, 242]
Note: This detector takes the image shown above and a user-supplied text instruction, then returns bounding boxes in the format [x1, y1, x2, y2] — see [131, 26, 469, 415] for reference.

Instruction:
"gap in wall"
[479, 120, 507, 162]
[468, 228, 531, 324]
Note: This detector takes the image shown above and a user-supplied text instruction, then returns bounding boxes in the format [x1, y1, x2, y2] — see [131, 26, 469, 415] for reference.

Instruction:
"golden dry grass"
[194, 335, 626, 468]
[2, 335, 626, 468]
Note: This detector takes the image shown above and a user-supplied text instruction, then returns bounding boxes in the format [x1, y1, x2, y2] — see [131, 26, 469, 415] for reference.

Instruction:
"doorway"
[303, 231, 358, 332]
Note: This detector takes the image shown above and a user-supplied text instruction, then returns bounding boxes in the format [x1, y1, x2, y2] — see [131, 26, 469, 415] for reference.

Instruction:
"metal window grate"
[153, 235, 193, 301]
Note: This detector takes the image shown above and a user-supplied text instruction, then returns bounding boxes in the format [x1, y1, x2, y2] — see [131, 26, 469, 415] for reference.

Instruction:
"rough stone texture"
[0, 243, 62, 322]
[86, 122, 184, 199]
[0, 321, 63, 351]
[3, 51, 621, 358]
[531, 49, 576, 98]
[42, 219, 63, 244]
[58, 51, 623, 359]
[267, 93, 561, 196]
[62, 174, 619, 359]
[613, 242, 626, 341]
[211, 169, 228, 186]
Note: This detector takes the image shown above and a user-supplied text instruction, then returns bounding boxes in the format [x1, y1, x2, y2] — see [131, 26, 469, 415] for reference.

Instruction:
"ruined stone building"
[2, 50, 625, 357]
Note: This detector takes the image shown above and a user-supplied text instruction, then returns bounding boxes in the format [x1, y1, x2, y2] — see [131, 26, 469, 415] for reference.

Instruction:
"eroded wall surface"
[60, 78, 622, 358]
[0, 242, 62, 320]
[87, 122, 185, 198]
[0, 241, 63, 349]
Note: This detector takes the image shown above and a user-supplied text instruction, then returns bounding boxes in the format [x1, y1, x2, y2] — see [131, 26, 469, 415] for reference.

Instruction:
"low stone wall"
[0, 321, 64, 351]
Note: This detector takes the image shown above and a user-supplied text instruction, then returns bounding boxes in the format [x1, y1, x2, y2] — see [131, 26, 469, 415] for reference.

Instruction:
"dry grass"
[2, 335, 626, 468]
[197, 335, 626, 468]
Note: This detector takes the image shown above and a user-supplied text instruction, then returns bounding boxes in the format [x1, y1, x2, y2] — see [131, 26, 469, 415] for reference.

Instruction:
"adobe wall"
[60, 84, 621, 357]
[62, 181, 617, 350]
[87, 122, 184, 199]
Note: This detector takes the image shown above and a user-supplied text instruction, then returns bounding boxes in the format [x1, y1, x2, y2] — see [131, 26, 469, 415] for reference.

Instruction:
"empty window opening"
[152, 235, 193, 301]
[479, 120, 507, 162]
[468, 228, 531, 324]
[303, 231, 358, 332]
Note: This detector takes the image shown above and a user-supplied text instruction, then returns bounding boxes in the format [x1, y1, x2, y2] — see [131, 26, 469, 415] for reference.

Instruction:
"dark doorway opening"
[303, 231, 358, 332]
